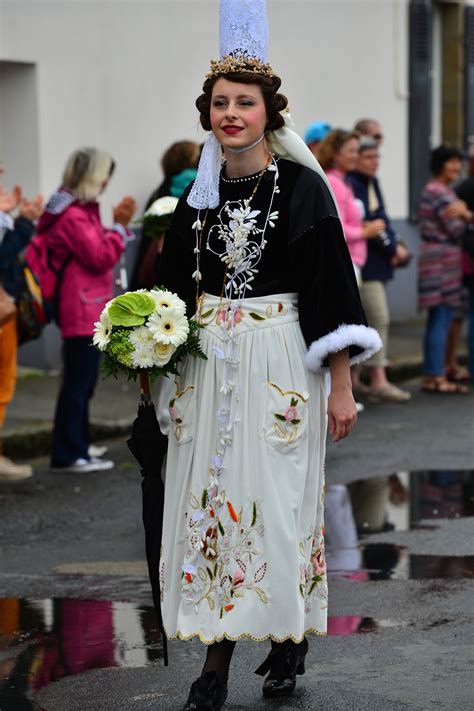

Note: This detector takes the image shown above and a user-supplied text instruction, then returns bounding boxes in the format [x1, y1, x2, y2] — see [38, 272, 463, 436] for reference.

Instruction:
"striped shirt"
[417, 180, 467, 309]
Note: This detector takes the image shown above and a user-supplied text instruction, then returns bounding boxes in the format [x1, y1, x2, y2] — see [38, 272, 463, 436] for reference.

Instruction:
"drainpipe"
[409, 0, 433, 220]
[465, 2, 474, 149]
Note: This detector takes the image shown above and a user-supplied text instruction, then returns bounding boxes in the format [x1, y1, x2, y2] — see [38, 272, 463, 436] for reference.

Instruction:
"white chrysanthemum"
[92, 310, 112, 351]
[150, 289, 186, 317]
[148, 308, 190, 346]
[144, 196, 179, 217]
[131, 344, 156, 369]
[129, 325, 156, 349]
[153, 341, 177, 367]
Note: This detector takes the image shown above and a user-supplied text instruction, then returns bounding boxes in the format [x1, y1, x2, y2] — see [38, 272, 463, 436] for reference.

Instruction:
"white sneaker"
[52, 457, 114, 473]
[89, 456, 114, 471]
[0, 456, 33, 481]
[88, 444, 109, 458]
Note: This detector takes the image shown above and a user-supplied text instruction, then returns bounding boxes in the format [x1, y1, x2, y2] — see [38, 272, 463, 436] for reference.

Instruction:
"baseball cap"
[304, 121, 331, 145]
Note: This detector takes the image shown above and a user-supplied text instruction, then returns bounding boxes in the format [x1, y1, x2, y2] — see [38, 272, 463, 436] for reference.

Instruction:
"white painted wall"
[0, 0, 410, 220]
[0, 61, 40, 197]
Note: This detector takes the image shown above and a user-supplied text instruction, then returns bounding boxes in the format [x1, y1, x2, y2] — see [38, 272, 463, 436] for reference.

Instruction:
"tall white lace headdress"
[187, 0, 335, 210]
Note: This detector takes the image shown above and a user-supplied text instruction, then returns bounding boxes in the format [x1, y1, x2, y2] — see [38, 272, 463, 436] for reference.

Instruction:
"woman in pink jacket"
[319, 129, 386, 283]
[36, 148, 136, 472]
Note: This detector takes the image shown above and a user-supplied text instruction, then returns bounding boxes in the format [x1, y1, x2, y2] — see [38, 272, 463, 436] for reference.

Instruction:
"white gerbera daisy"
[153, 341, 177, 366]
[129, 325, 156, 349]
[92, 310, 112, 351]
[150, 289, 186, 317]
[148, 308, 190, 347]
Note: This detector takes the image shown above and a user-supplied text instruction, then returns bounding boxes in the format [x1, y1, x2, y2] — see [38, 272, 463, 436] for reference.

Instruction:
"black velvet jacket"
[157, 158, 380, 370]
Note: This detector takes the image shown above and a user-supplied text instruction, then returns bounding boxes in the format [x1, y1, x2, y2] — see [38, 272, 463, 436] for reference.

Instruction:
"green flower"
[108, 292, 155, 327]
[107, 329, 134, 367]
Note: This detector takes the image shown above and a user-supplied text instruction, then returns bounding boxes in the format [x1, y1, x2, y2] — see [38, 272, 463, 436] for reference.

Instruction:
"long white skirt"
[157, 293, 328, 645]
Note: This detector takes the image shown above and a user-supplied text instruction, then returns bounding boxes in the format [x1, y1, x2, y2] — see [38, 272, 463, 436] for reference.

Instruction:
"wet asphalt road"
[0, 378, 473, 710]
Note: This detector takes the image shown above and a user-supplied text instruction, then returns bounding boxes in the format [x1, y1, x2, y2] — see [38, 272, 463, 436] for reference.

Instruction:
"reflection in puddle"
[0, 598, 395, 706]
[0, 599, 162, 709]
[325, 470, 474, 581]
[350, 470, 474, 534]
[1, 471, 471, 705]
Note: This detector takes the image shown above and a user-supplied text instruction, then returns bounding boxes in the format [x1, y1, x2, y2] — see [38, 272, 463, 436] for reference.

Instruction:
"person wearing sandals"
[418, 146, 472, 394]
[454, 149, 474, 383]
[155, 2, 381, 709]
[347, 137, 412, 402]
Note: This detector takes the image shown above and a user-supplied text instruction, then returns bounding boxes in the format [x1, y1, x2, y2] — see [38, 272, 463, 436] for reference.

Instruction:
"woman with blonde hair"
[36, 147, 137, 472]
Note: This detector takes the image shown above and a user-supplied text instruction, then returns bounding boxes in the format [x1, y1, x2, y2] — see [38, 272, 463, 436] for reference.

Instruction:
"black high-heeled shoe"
[254, 637, 308, 698]
[183, 671, 228, 710]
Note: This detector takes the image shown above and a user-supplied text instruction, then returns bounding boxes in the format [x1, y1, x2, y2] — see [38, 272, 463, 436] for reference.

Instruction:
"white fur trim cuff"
[306, 324, 382, 373]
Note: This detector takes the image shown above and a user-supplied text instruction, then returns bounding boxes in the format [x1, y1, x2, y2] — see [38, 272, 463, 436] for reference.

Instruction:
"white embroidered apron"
[157, 292, 328, 644]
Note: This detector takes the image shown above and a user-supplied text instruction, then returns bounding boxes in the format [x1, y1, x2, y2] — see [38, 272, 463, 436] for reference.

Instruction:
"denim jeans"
[51, 337, 100, 467]
[468, 285, 474, 380]
[423, 304, 454, 376]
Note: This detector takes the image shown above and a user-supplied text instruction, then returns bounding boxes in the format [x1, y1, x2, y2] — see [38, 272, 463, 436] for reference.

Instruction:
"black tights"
[202, 639, 236, 683]
[201, 638, 295, 683]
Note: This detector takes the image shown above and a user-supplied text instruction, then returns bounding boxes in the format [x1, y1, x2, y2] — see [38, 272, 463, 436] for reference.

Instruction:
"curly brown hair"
[161, 141, 200, 178]
[196, 72, 288, 132]
[318, 129, 360, 171]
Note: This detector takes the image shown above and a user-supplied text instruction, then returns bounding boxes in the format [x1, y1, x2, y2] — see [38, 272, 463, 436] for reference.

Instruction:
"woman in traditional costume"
[156, 2, 381, 708]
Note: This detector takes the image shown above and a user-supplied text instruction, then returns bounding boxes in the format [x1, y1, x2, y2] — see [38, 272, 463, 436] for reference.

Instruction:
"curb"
[3, 419, 133, 460]
[6, 354, 457, 460]
[386, 359, 423, 384]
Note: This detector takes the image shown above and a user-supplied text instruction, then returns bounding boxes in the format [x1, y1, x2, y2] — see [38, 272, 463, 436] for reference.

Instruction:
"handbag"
[0, 284, 17, 327]
[16, 260, 47, 345]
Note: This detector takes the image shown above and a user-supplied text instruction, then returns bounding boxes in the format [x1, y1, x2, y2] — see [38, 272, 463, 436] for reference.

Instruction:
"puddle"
[326, 539, 474, 581]
[0, 598, 399, 706]
[348, 470, 474, 534]
[325, 470, 474, 580]
[0, 599, 163, 708]
[2, 470, 471, 705]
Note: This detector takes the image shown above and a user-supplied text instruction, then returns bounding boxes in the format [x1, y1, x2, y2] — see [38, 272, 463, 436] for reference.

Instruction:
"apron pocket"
[168, 380, 196, 445]
[263, 380, 309, 454]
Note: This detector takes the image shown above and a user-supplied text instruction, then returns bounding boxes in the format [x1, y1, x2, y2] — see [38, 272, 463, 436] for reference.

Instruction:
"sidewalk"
[1, 318, 460, 459]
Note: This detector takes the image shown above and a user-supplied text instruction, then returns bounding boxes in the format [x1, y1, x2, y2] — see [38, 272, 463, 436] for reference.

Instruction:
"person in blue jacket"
[347, 137, 411, 402]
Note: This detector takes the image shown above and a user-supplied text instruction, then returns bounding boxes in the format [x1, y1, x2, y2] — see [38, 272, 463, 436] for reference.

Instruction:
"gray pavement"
[1, 319, 473, 710]
[3, 318, 446, 459]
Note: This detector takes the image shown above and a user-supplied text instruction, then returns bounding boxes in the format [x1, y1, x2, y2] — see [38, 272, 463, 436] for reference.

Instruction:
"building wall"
[0, 0, 414, 368]
[0, 0, 410, 217]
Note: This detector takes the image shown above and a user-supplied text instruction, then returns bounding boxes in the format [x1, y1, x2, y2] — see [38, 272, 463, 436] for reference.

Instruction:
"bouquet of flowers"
[142, 196, 179, 240]
[93, 287, 206, 380]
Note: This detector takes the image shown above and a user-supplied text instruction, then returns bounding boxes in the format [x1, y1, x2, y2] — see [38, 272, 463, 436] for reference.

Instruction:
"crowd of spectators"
[1, 117, 473, 480]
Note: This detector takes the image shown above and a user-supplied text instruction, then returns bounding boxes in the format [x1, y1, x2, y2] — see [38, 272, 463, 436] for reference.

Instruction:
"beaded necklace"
[193, 155, 279, 318]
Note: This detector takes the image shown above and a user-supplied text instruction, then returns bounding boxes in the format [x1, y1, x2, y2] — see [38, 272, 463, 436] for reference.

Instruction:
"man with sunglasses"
[354, 118, 384, 146]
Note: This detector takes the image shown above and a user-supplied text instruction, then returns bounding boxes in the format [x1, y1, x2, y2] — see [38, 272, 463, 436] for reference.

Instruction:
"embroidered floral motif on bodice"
[206, 198, 279, 299]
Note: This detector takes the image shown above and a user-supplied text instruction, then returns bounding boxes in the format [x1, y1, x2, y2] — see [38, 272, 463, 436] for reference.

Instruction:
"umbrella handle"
[139, 372, 152, 403]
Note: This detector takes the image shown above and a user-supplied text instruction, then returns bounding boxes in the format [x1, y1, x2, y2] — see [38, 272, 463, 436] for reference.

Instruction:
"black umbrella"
[127, 373, 168, 666]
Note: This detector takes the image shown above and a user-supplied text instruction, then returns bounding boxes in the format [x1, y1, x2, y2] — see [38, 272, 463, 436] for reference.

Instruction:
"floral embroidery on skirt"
[157, 294, 328, 644]
[182, 490, 268, 619]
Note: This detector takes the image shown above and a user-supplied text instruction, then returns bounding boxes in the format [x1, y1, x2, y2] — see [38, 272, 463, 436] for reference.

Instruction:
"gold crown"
[207, 54, 275, 79]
